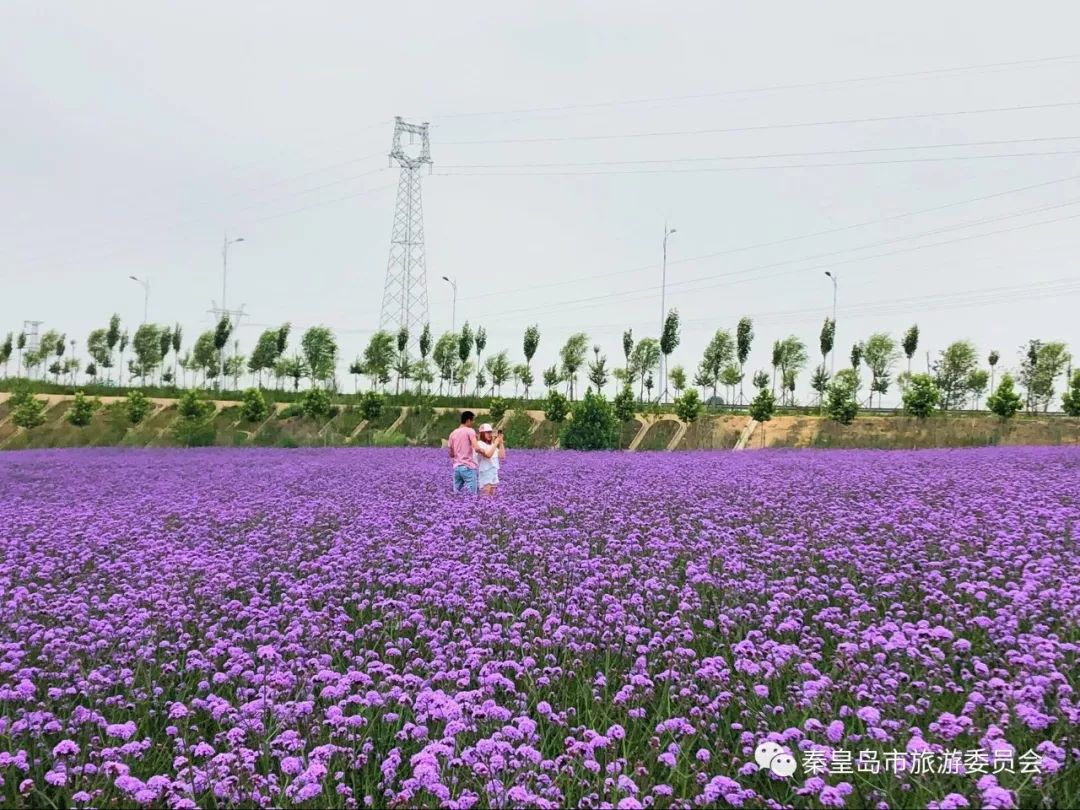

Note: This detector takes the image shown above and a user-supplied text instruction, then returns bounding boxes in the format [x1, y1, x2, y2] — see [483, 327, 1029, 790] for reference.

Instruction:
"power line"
[439, 100, 1080, 145]
[429, 52, 1080, 120]
[441, 135, 1080, 169]
[461, 172, 1080, 302]
[437, 149, 1080, 176]
[478, 209, 1080, 323]
[250, 182, 397, 224]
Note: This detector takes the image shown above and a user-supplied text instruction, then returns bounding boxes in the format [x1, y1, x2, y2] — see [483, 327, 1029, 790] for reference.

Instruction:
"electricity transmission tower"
[379, 117, 432, 347]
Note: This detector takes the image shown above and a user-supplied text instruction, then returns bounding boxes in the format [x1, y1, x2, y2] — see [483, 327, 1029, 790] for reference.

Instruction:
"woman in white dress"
[474, 423, 507, 496]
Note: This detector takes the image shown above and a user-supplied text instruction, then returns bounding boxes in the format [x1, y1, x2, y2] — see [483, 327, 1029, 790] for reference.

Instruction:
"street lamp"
[220, 235, 245, 385]
[660, 224, 677, 400]
[441, 275, 458, 333]
[824, 271, 838, 374]
[128, 275, 149, 324]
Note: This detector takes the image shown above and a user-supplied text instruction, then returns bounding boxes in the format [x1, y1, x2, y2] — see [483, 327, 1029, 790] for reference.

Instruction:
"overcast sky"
[3, 2, 1079, 402]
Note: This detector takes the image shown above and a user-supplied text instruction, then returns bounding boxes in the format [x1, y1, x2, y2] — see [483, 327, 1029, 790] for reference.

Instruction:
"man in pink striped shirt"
[447, 410, 479, 494]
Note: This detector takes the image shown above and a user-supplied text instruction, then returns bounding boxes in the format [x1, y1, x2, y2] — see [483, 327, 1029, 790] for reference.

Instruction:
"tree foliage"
[1018, 340, 1070, 413]
[301, 327, 338, 388]
[826, 368, 859, 424]
[66, 391, 100, 427]
[560, 390, 618, 450]
[358, 390, 384, 420]
[748, 387, 775, 423]
[126, 390, 151, 424]
[1061, 370, 1080, 417]
[987, 373, 1023, 419]
[902, 373, 940, 418]
[674, 389, 703, 423]
[902, 325, 919, 369]
[10, 386, 47, 429]
[559, 333, 589, 399]
[544, 390, 569, 423]
[863, 332, 900, 407]
[241, 388, 269, 423]
[613, 385, 636, 424]
[932, 340, 978, 410]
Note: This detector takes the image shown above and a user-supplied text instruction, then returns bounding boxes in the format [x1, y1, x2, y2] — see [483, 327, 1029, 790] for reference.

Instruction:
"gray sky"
[3, 1, 1079, 403]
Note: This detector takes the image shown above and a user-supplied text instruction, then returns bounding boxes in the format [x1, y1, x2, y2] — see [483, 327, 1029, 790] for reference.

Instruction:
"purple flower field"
[1, 446, 1077, 809]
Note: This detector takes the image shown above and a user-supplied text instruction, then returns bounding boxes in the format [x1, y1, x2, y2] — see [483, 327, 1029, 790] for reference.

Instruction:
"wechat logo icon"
[755, 741, 797, 778]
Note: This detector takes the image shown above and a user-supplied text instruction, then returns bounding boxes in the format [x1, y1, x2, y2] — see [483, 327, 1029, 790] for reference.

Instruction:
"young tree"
[863, 332, 900, 408]
[966, 369, 990, 410]
[361, 331, 395, 391]
[902, 325, 919, 373]
[412, 321, 429, 358]
[543, 365, 561, 392]
[131, 323, 164, 384]
[560, 390, 618, 450]
[432, 332, 457, 395]
[523, 324, 540, 376]
[826, 368, 860, 425]
[158, 327, 172, 386]
[16, 332, 26, 377]
[752, 369, 770, 391]
[674, 388, 703, 423]
[348, 358, 364, 392]
[544, 389, 569, 423]
[586, 345, 608, 394]
[1018, 340, 1070, 413]
[988, 350, 1000, 392]
[456, 322, 473, 395]
[106, 315, 121, 383]
[1061, 369, 1080, 416]
[987, 373, 1022, 419]
[719, 365, 742, 405]
[810, 364, 830, 405]
[660, 309, 680, 401]
[212, 316, 231, 389]
[279, 355, 306, 391]
[770, 339, 782, 395]
[395, 327, 410, 394]
[193, 331, 219, 386]
[0, 333, 11, 377]
[630, 338, 661, 402]
[302, 326, 338, 389]
[473, 326, 487, 384]
[248, 328, 281, 388]
[776, 336, 808, 405]
[819, 317, 836, 371]
[700, 329, 734, 403]
[613, 385, 636, 425]
[669, 365, 687, 398]
[171, 324, 183, 386]
[622, 329, 634, 366]
[559, 332, 589, 399]
[902, 373, 940, 418]
[485, 351, 512, 396]
[749, 386, 775, 425]
[736, 317, 753, 404]
[933, 340, 978, 410]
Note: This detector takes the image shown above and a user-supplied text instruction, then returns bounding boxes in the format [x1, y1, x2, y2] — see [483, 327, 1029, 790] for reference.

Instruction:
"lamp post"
[824, 271, 838, 374]
[128, 275, 149, 324]
[441, 275, 458, 333]
[660, 224, 676, 400]
[220, 235, 245, 385]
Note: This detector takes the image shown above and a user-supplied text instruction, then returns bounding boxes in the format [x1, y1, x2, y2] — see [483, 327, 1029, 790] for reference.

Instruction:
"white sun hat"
[478, 423, 494, 433]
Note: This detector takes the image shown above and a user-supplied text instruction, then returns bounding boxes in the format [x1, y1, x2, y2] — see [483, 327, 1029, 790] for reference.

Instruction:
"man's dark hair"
[460, 410, 475, 424]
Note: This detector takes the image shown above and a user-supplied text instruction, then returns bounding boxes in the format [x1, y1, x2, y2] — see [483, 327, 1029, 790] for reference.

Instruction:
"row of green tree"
[1, 310, 1074, 415]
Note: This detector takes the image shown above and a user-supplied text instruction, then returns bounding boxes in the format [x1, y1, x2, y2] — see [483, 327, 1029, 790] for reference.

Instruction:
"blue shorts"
[453, 466, 478, 494]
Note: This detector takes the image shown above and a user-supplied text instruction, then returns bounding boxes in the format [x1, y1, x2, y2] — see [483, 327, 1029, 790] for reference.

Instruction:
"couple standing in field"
[447, 410, 507, 496]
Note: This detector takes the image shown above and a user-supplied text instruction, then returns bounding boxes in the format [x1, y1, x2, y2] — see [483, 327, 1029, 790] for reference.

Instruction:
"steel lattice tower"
[379, 117, 432, 346]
